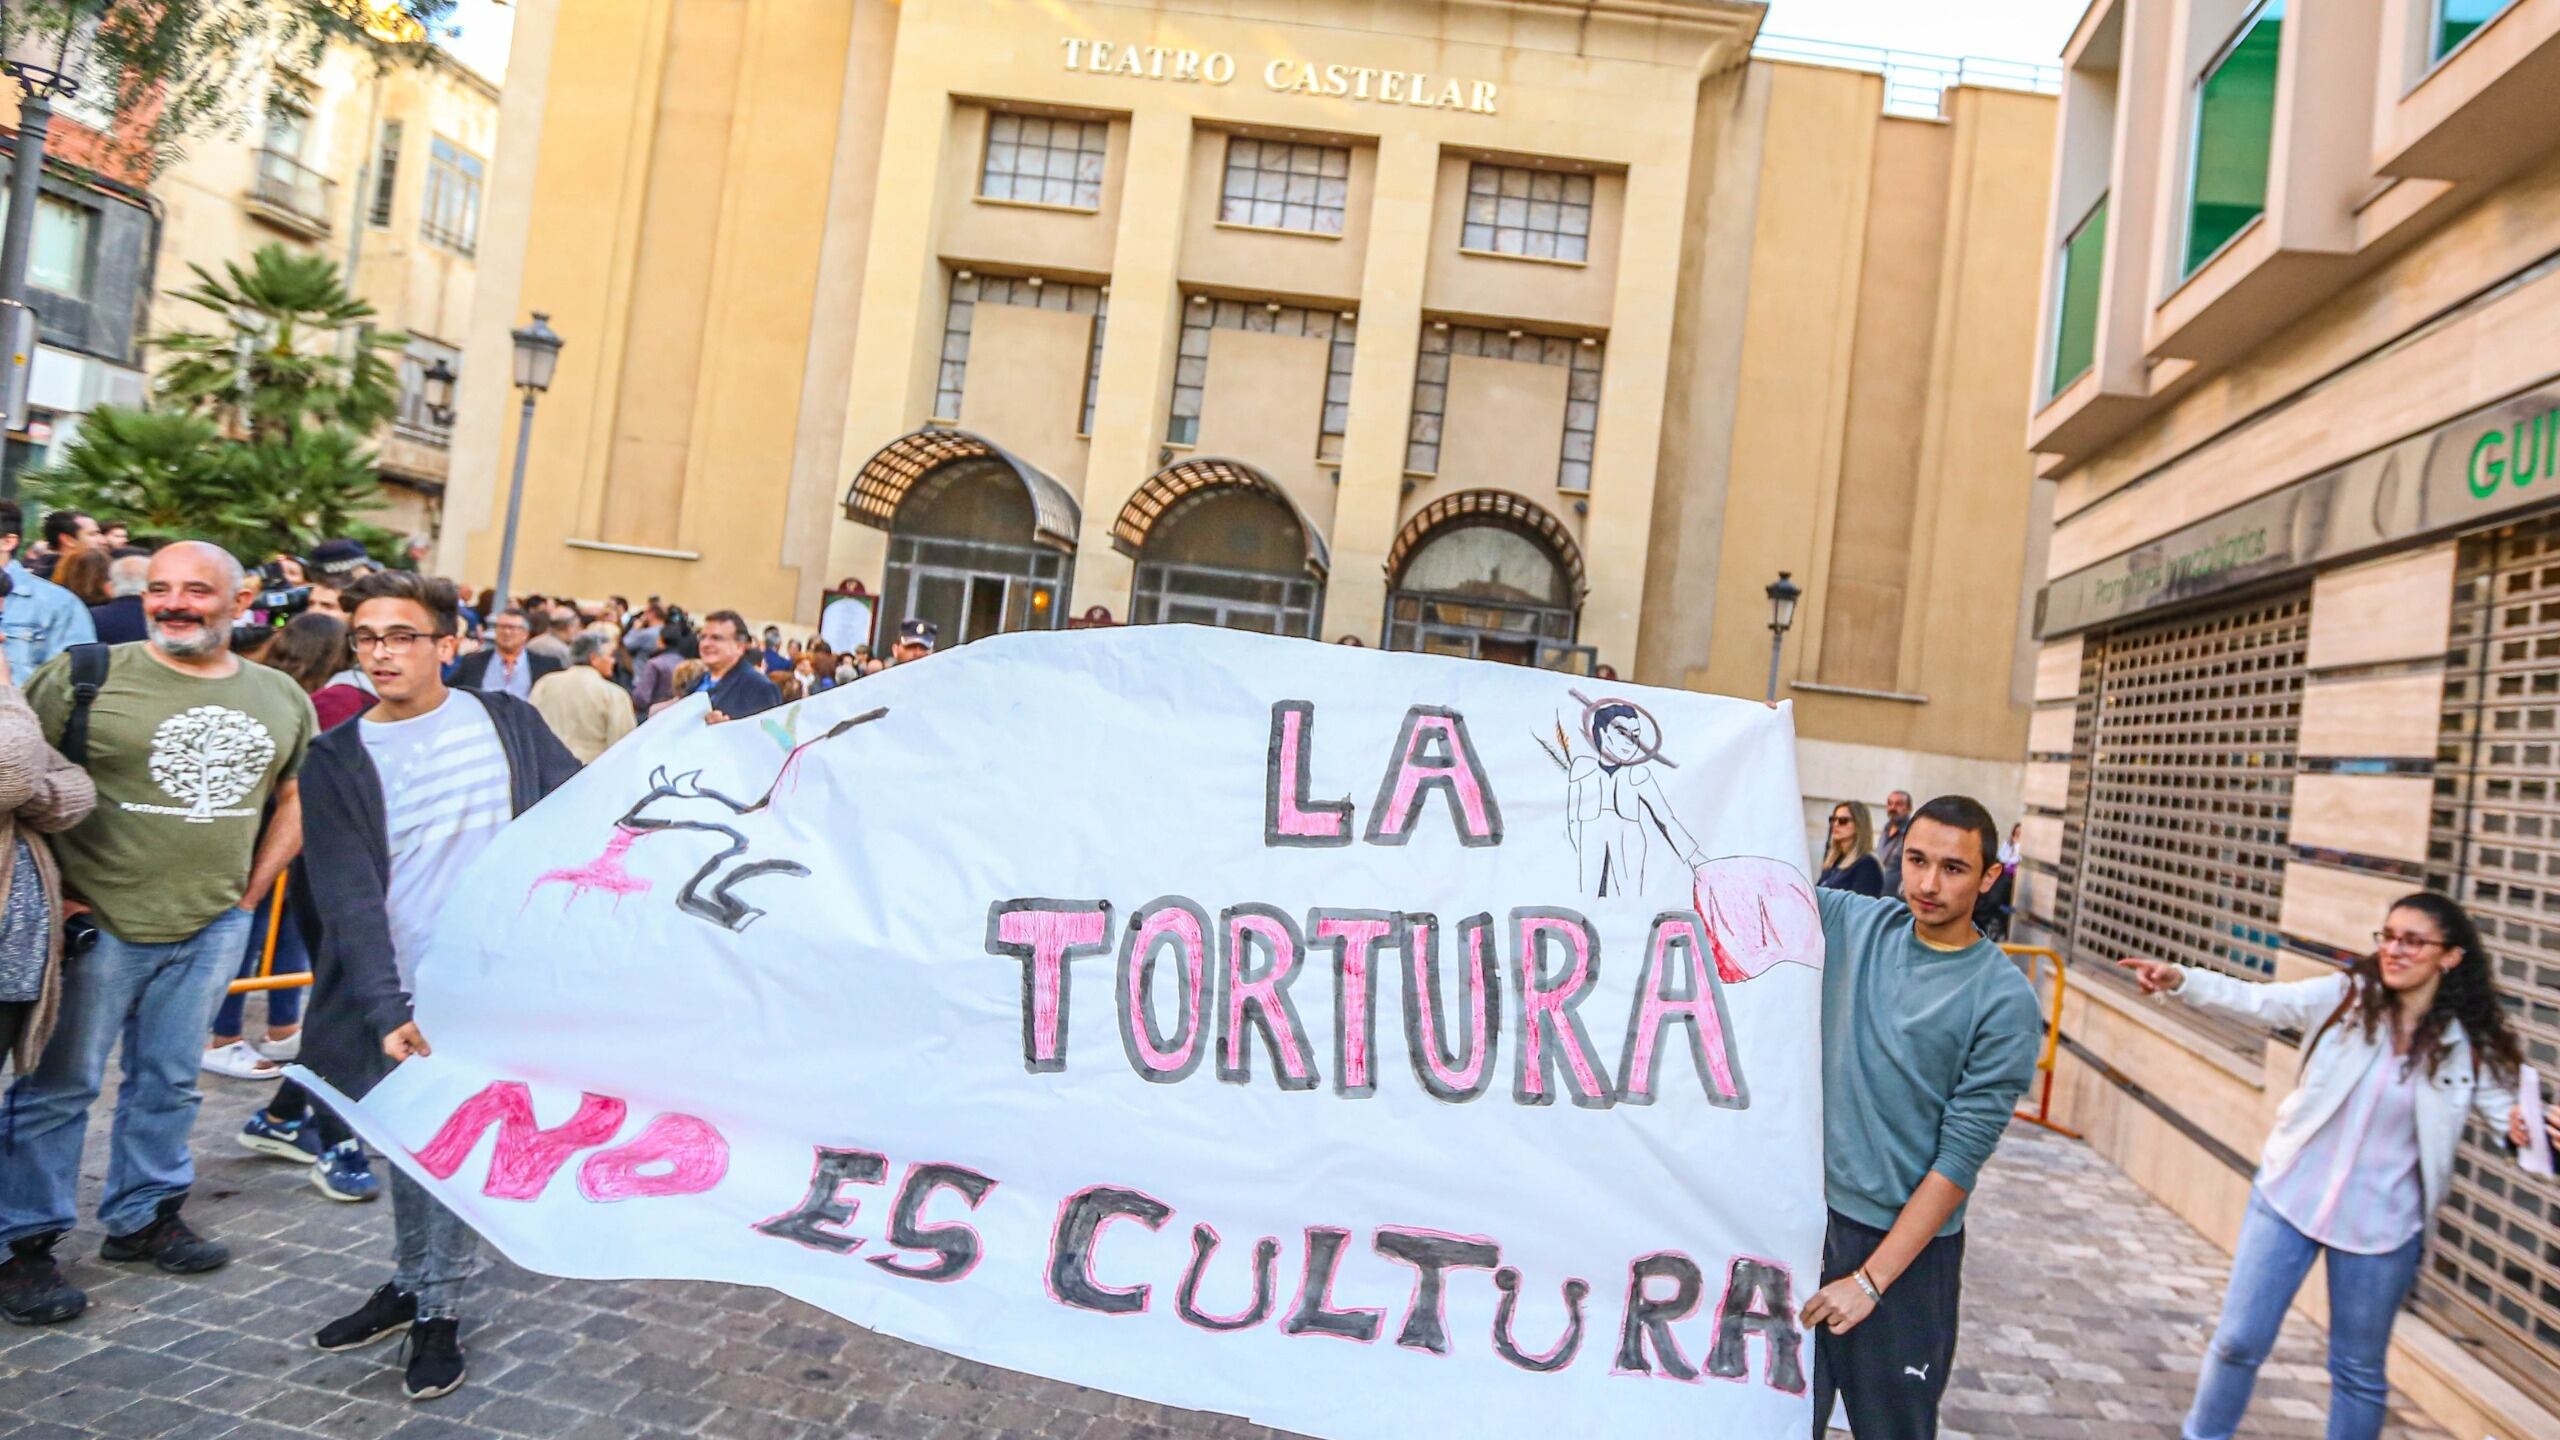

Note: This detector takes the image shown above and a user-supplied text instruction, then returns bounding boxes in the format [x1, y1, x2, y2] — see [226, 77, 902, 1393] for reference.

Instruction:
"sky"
[434, 0, 515, 86]
[1758, 0, 2085, 68]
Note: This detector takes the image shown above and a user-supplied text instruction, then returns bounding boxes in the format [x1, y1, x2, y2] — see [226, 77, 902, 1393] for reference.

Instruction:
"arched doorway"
[843, 429, 1080, 647]
[1384, 490, 1590, 670]
[1114, 459, 1328, 637]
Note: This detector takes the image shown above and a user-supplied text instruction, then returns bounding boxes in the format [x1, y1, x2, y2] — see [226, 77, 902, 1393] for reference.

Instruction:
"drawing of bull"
[572, 707, 885, 932]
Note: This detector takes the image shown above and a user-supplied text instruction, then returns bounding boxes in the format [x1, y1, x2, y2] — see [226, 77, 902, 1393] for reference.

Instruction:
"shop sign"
[2039, 381, 2560, 636]
[1059, 37, 1499, 115]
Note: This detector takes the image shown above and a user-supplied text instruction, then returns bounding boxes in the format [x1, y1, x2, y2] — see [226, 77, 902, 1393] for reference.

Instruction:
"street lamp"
[1764, 571, 1801, 703]
[490, 313, 563, 607]
[420, 356, 457, 427]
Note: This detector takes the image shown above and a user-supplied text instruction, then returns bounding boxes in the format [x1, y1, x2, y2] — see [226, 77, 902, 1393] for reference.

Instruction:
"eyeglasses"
[1830, 816, 1855, 827]
[348, 629, 435, 655]
[2373, 929, 2451, 954]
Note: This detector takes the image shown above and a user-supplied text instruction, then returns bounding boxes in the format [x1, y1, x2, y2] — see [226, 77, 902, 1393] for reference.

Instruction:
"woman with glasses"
[2120, 894, 2538, 1440]
[1817, 799, 1884, 897]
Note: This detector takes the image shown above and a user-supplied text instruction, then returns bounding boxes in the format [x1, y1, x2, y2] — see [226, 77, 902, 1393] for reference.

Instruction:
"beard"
[147, 611, 233, 658]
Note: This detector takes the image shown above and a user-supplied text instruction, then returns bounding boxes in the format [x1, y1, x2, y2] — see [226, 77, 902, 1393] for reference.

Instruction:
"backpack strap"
[58, 642, 111, 767]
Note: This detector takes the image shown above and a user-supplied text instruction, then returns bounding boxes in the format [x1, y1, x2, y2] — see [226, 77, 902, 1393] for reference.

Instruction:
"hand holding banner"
[306, 627, 1827, 1438]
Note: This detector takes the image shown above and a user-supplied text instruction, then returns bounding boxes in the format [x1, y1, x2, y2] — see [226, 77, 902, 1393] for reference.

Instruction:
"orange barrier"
[2001, 943, 2081, 1138]
[225, 873, 311, 996]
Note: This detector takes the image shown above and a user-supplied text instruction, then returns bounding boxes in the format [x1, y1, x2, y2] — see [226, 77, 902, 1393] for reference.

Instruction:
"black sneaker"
[401, 1317, 466, 1401]
[313, 1282, 416, 1352]
[0, 1234, 86, 1325]
[97, 1198, 229, 1275]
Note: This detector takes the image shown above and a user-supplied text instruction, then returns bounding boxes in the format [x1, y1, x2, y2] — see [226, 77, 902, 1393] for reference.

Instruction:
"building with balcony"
[443, 0, 2058, 836]
[2022, 0, 2560, 1432]
[150, 32, 500, 546]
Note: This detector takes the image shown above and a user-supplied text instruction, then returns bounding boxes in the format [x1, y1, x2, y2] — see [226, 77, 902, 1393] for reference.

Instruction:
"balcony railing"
[1753, 34, 2062, 120]
[248, 147, 337, 235]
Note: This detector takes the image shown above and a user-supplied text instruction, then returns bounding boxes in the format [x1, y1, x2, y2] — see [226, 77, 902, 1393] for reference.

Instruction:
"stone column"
[1320, 133, 1438, 644]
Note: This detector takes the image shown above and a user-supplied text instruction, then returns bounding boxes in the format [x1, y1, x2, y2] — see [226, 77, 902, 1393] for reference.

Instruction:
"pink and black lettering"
[1614, 1251, 1706, 1381]
[752, 1146, 888, 1254]
[1217, 904, 1319, 1089]
[1705, 1256, 1805, 1392]
[1264, 701, 1353, 847]
[1511, 908, 1613, 1109]
[984, 899, 1115, 1073]
[865, 1162, 997, 1283]
[1364, 706, 1504, 847]
[1283, 1226, 1387, 1342]
[1116, 897, 1211, 1084]
[1614, 910, 1749, 1109]
[413, 1082, 628, 1201]
[1398, 912, 1502, 1104]
[1373, 1227, 1502, 1354]
[1307, 908, 1396, 1099]
[575, 1112, 729, 1203]
[1047, 1186, 1172, 1314]
[1492, 1267, 1592, 1373]
[1174, 1225, 1281, 1332]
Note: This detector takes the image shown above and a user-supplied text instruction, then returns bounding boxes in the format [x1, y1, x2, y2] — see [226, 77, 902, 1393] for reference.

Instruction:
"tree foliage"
[0, 1, 464, 177]
[34, 243, 405, 558]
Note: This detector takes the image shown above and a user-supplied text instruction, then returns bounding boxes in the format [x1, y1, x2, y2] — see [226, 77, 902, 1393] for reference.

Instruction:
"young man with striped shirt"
[297, 571, 579, 1401]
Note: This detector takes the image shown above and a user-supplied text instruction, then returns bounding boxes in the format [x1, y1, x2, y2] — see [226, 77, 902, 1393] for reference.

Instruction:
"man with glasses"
[297, 570, 578, 1401]
[694, 609, 781, 723]
[448, 608, 559, 700]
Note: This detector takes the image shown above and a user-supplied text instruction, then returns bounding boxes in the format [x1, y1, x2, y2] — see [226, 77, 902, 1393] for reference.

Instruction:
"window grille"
[982, 114, 1107, 209]
[1461, 163, 1593, 262]
[1219, 138, 1349, 235]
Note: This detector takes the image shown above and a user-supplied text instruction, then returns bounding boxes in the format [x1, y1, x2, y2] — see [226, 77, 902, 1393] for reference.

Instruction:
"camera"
[64, 912, 100, 958]
[253, 562, 311, 621]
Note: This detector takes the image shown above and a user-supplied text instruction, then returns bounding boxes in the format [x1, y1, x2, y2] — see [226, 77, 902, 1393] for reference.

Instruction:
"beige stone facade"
[141, 33, 500, 547]
[2024, 0, 2560, 1431]
[441, 0, 2055, 830]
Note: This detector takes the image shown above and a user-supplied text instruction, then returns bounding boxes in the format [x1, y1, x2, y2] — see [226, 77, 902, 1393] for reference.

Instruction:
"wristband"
[1852, 1268, 1881, 1303]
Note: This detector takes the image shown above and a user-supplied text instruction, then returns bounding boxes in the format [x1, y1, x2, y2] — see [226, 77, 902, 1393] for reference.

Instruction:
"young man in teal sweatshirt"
[1798, 794, 2042, 1439]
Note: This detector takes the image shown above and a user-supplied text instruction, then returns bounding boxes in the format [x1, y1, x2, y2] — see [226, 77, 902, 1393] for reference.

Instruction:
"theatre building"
[2022, 0, 2560, 1431]
[441, 0, 2060, 831]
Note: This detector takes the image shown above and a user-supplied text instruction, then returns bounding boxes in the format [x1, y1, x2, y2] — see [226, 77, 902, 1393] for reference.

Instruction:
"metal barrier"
[1752, 33, 2064, 121]
[225, 874, 311, 995]
[2001, 943, 2081, 1138]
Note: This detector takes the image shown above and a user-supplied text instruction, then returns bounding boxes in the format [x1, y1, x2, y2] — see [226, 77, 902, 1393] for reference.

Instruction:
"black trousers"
[0, 1000, 26, 1073]
[1810, 1208, 1965, 1440]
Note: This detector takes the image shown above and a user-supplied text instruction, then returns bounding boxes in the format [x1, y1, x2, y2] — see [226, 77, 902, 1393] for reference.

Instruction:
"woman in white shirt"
[2121, 892, 2536, 1440]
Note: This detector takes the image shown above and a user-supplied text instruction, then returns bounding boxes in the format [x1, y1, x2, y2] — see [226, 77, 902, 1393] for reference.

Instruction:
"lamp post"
[490, 312, 562, 607]
[0, 20, 83, 496]
[1764, 571, 1801, 704]
[420, 356, 456, 427]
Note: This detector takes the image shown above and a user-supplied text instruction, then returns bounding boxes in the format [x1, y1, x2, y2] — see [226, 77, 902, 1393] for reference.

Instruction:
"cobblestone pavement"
[0, 1074, 2452, 1440]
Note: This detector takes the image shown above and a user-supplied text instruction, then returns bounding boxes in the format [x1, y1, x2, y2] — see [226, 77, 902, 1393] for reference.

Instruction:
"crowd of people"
[0, 500, 2553, 1438]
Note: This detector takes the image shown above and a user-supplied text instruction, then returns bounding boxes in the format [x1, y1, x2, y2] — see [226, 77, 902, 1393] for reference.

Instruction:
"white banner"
[310, 627, 1827, 1438]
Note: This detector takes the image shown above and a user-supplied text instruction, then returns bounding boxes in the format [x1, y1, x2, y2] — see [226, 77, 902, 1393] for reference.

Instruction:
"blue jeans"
[0, 908, 254, 1243]
[210, 892, 305, 1038]
[389, 1165, 479, 1320]
[2183, 1189, 2425, 1440]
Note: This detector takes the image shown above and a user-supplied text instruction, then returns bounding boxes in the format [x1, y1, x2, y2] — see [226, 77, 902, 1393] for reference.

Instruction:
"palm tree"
[32, 407, 268, 554]
[154, 245, 406, 440]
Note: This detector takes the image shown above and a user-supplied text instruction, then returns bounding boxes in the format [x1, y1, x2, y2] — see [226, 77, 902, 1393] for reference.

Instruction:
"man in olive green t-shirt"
[0, 543, 315, 1326]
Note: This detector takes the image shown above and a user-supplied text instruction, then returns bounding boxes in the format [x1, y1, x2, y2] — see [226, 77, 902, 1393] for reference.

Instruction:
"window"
[1406, 324, 1604, 491]
[2049, 194, 2107, 395]
[1218, 139, 1349, 235]
[929, 272, 1108, 430]
[980, 113, 1107, 210]
[2433, 0, 2514, 61]
[0, 193, 94, 298]
[1461, 163, 1593, 263]
[396, 338, 460, 438]
[422, 136, 483, 254]
[370, 120, 404, 228]
[1162, 298, 1359, 455]
[263, 92, 310, 161]
[2183, 0, 2283, 277]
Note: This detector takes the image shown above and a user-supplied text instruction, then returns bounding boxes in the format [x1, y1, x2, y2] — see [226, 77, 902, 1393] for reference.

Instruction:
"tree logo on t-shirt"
[132, 705, 278, 823]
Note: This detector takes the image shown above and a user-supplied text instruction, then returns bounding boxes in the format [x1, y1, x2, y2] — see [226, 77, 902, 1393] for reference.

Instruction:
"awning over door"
[1109, 457, 1332, 579]
[843, 428, 1083, 552]
[1385, 488, 1587, 599]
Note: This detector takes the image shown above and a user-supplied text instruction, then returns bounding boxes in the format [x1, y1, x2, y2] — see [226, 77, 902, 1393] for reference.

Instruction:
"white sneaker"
[202, 1041, 283, 1081]
[250, 1030, 302, 1061]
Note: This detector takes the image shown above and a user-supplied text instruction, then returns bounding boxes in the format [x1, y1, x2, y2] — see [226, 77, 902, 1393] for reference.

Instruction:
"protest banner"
[304, 626, 1827, 1438]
